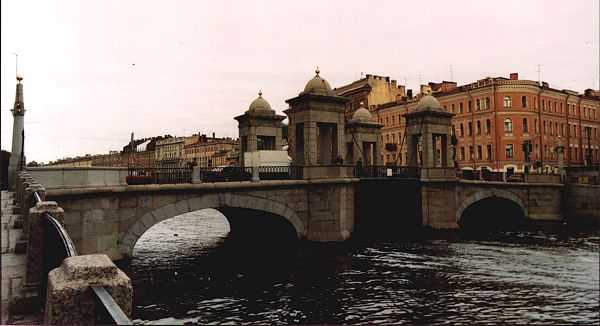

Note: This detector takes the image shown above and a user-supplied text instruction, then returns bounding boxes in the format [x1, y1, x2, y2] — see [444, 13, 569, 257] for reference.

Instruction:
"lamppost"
[522, 134, 532, 175]
[556, 136, 565, 181]
[585, 126, 593, 166]
[451, 127, 458, 169]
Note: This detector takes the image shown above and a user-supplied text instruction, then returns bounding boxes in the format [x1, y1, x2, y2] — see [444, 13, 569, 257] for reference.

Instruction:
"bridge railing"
[127, 167, 192, 184]
[31, 190, 132, 325]
[14, 172, 131, 325]
[353, 166, 420, 179]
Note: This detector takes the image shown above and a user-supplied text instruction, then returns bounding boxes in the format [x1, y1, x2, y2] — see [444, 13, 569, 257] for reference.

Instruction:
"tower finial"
[258, 89, 262, 97]
[315, 66, 320, 76]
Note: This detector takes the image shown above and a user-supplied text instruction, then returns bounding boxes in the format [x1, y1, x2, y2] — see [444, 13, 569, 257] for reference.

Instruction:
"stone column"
[44, 254, 133, 325]
[421, 132, 434, 168]
[25, 201, 64, 290]
[407, 134, 418, 167]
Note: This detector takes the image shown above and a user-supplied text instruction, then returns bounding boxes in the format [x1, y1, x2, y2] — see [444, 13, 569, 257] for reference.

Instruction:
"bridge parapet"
[12, 171, 133, 325]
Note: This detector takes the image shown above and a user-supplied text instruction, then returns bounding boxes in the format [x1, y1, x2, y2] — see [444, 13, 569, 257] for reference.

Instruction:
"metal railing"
[353, 166, 420, 179]
[33, 191, 131, 325]
[127, 167, 192, 184]
[198, 166, 252, 182]
[258, 166, 304, 180]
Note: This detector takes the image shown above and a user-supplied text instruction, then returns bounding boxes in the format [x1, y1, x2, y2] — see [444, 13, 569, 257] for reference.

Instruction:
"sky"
[1, 0, 599, 163]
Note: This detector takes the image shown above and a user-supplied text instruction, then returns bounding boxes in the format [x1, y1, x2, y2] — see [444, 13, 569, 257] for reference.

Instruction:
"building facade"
[334, 74, 406, 120]
[373, 73, 600, 172]
[183, 135, 239, 167]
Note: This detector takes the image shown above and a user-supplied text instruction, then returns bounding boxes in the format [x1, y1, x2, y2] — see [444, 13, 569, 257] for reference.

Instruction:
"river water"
[118, 209, 600, 325]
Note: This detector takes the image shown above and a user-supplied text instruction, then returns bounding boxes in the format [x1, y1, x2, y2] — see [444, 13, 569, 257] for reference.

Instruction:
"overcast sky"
[1, 0, 598, 163]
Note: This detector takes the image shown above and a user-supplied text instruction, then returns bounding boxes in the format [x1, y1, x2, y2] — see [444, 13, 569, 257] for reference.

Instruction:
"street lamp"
[522, 134, 532, 174]
[451, 127, 458, 168]
[585, 127, 593, 166]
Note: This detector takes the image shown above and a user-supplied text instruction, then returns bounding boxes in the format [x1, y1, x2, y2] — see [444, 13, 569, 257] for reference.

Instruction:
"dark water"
[118, 210, 600, 325]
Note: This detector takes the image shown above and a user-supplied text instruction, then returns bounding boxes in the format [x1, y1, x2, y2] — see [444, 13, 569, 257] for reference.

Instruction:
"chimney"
[509, 73, 519, 80]
[407, 89, 413, 98]
[212, 132, 215, 139]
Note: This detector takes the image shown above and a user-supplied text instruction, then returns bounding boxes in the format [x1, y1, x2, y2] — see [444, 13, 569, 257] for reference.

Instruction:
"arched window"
[523, 118, 528, 133]
[504, 118, 513, 133]
[522, 96, 528, 108]
[486, 119, 491, 134]
[485, 97, 490, 110]
[503, 96, 512, 108]
[476, 120, 481, 134]
[476, 99, 481, 111]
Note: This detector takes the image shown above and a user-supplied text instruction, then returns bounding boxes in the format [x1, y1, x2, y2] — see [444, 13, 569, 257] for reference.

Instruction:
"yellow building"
[184, 135, 239, 167]
[334, 74, 405, 119]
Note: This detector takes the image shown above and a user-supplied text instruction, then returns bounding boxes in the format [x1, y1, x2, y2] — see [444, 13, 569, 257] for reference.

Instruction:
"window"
[486, 144, 492, 160]
[468, 101, 472, 112]
[522, 96, 528, 108]
[523, 118, 528, 133]
[550, 122, 553, 135]
[543, 121, 547, 134]
[561, 123, 565, 136]
[468, 122, 473, 136]
[476, 99, 481, 111]
[560, 102, 563, 113]
[534, 97, 538, 109]
[386, 117, 389, 125]
[460, 123, 464, 137]
[469, 146, 474, 160]
[477, 145, 482, 160]
[460, 147, 465, 161]
[486, 119, 491, 134]
[542, 100, 545, 111]
[505, 144, 514, 159]
[485, 97, 490, 110]
[451, 104, 455, 113]
[476, 120, 481, 135]
[504, 118, 513, 133]
[392, 133, 396, 143]
[535, 119, 539, 134]
[504, 96, 512, 108]
[459, 102, 464, 114]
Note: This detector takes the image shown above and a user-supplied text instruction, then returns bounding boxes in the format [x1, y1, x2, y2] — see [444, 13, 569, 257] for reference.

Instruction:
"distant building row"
[47, 133, 239, 168]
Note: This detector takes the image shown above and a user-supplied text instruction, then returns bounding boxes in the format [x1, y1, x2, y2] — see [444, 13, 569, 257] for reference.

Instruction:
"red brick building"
[371, 73, 600, 172]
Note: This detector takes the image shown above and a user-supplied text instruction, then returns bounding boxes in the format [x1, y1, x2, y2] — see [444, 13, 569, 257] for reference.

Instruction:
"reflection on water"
[117, 209, 600, 325]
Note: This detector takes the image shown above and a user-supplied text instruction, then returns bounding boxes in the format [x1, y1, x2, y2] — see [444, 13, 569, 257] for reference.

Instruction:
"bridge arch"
[456, 189, 527, 225]
[118, 193, 306, 257]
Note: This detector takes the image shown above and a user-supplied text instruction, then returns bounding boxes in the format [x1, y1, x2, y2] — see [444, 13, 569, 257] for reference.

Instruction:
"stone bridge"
[40, 177, 355, 260]
[26, 167, 597, 262]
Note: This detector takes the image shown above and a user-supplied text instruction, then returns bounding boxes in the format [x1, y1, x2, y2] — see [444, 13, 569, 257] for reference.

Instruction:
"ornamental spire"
[12, 75, 24, 116]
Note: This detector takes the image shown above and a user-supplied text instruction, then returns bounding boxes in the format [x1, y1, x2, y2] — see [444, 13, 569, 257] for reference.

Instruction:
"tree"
[26, 161, 40, 167]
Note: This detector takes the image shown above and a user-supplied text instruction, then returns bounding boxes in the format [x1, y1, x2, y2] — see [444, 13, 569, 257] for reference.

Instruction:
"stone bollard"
[16, 184, 46, 254]
[191, 166, 203, 184]
[44, 254, 133, 325]
[251, 166, 260, 182]
[25, 201, 64, 290]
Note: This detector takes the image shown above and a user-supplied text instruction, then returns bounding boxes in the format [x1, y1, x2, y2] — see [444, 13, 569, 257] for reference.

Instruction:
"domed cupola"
[415, 94, 445, 113]
[351, 102, 373, 122]
[247, 90, 274, 115]
[302, 67, 334, 96]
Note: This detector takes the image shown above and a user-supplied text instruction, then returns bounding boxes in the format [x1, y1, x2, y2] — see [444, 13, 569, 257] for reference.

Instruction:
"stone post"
[191, 166, 202, 184]
[44, 254, 133, 325]
[16, 184, 46, 251]
[251, 166, 260, 182]
[25, 201, 64, 290]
